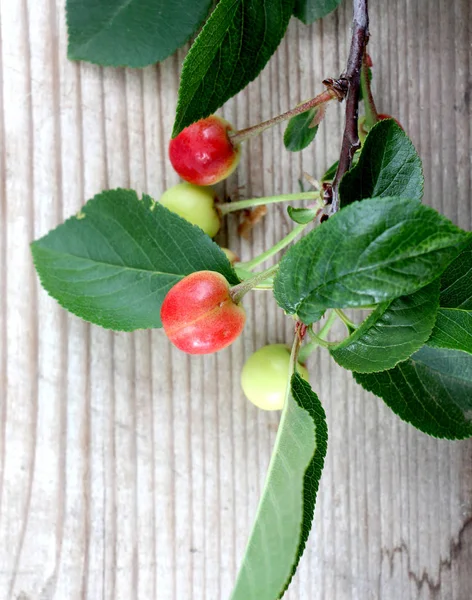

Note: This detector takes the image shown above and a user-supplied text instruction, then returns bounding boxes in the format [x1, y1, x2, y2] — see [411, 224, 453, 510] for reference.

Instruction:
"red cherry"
[161, 271, 246, 354]
[169, 116, 241, 186]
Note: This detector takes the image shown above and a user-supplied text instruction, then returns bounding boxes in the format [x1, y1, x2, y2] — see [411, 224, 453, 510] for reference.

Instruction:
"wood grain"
[0, 0, 471, 598]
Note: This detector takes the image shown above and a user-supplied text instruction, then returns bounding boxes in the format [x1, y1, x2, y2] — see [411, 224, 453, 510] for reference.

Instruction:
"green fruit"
[241, 344, 309, 410]
[159, 182, 221, 237]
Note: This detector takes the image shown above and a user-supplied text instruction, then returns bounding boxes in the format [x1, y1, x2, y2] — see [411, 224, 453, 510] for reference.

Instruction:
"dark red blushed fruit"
[169, 116, 241, 186]
[161, 271, 246, 354]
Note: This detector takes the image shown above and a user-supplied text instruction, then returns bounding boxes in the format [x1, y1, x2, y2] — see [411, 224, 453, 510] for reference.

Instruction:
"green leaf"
[287, 206, 317, 224]
[231, 373, 327, 600]
[354, 346, 472, 439]
[438, 238, 472, 309]
[293, 0, 342, 24]
[283, 108, 319, 152]
[172, 0, 294, 136]
[339, 119, 424, 207]
[428, 309, 472, 355]
[273, 196, 470, 325]
[330, 280, 440, 373]
[66, 0, 212, 68]
[427, 239, 472, 354]
[31, 189, 238, 331]
[321, 159, 338, 182]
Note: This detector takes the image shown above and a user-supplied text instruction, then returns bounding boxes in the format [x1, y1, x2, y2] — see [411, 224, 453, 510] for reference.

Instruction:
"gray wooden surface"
[0, 0, 471, 599]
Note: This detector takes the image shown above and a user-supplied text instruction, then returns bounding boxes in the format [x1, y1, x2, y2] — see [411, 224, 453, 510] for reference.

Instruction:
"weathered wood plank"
[0, 0, 471, 599]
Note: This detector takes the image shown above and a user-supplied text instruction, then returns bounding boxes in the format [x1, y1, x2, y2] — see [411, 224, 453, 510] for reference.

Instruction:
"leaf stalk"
[360, 52, 378, 129]
[218, 192, 320, 216]
[238, 223, 307, 271]
[230, 264, 279, 304]
[298, 310, 339, 363]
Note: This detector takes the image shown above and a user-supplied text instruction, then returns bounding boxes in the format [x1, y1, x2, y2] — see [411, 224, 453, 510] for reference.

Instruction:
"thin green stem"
[299, 340, 323, 365]
[307, 332, 337, 349]
[318, 310, 339, 338]
[253, 280, 275, 290]
[230, 264, 279, 304]
[298, 310, 339, 363]
[360, 53, 378, 129]
[218, 192, 320, 216]
[238, 223, 307, 271]
[234, 267, 274, 288]
[290, 328, 303, 374]
[229, 88, 336, 146]
[334, 309, 357, 332]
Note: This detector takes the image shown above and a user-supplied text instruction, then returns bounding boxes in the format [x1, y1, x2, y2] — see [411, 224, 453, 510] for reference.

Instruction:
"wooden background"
[1, 0, 471, 598]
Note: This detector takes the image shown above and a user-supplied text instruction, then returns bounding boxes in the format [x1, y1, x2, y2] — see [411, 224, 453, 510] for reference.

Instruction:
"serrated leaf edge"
[172, 0, 292, 136]
[330, 281, 440, 374]
[31, 188, 238, 331]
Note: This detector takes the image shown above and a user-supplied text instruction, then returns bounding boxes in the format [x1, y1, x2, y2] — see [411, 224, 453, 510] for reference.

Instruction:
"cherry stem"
[334, 308, 357, 333]
[233, 266, 275, 289]
[276, 332, 304, 412]
[230, 264, 279, 304]
[360, 52, 378, 129]
[298, 310, 339, 363]
[228, 89, 337, 146]
[238, 222, 307, 271]
[238, 193, 325, 270]
[218, 191, 320, 215]
[331, 0, 369, 213]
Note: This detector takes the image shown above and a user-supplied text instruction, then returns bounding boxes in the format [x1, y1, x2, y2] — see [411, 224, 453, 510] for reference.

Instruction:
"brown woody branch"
[330, 0, 369, 213]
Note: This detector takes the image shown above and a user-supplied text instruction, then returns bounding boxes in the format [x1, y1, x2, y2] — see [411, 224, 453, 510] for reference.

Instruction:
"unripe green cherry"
[160, 182, 221, 238]
[241, 344, 309, 411]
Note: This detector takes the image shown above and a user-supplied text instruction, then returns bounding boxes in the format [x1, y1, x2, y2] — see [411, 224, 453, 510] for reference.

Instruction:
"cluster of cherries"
[160, 95, 399, 409]
[160, 115, 306, 410]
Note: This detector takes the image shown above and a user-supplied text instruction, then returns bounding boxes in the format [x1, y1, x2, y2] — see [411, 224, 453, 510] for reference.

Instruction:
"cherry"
[241, 344, 309, 411]
[160, 182, 221, 237]
[161, 271, 246, 354]
[169, 116, 241, 186]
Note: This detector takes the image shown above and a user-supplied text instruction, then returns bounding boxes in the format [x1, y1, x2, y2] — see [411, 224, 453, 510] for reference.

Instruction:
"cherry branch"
[330, 0, 369, 213]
